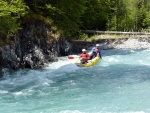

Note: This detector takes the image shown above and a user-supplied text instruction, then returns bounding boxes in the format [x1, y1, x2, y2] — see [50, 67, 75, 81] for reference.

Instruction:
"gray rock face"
[0, 21, 70, 70]
[0, 45, 20, 69]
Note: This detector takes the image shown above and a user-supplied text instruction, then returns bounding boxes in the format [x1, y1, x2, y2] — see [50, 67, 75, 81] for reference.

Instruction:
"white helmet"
[82, 49, 86, 52]
[96, 44, 100, 47]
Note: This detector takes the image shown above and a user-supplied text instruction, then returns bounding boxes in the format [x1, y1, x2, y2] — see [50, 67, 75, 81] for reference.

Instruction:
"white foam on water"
[0, 50, 150, 113]
[60, 111, 145, 113]
[144, 49, 150, 51]
[0, 90, 8, 94]
[100, 56, 120, 67]
[108, 57, 119, 62]
[60, 110, 84, 113]
[138, 60, 150, 66]
[122, 112, 145, 113]
[44, 58, 80, 73]
[13, 91, 23, 96]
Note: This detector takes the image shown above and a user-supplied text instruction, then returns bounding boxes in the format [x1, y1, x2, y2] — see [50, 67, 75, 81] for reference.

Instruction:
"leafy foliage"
[1, 0, 150, 40]
[24, 0, 86, 35]
[81, 0, 110, 30]
[0, 0, 28, 34]
[108, 0, 150, 31]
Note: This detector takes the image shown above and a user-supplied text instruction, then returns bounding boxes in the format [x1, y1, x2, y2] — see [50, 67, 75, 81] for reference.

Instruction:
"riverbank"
[71, 36, 150, 53]
[1, 33, 150, 73]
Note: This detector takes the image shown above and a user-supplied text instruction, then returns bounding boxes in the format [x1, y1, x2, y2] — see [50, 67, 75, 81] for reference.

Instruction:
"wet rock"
[0, 45, 20, 69]
[0, 20, 69, 70]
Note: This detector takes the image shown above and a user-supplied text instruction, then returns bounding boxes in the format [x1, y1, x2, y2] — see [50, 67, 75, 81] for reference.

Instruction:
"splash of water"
[0, 49, 150, 113]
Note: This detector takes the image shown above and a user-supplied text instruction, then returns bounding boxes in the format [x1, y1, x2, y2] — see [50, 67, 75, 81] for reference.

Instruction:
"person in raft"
[90, 44, 102, 59]
[80, 49, 90, 64]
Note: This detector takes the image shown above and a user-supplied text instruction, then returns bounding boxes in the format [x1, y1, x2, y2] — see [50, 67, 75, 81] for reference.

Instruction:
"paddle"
[68, 56, 74, 59]
[68, 55, 79, 59]
[68, 55, 81, 64]
[68, 51, 92, 60]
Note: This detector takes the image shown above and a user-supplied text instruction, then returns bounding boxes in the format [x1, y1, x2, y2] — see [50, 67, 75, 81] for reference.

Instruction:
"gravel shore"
[71, 37, 150, 54]
[99, 37, 150, 50]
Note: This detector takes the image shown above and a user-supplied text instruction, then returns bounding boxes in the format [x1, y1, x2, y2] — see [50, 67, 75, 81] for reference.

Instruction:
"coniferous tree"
[81, 0, 110, 30]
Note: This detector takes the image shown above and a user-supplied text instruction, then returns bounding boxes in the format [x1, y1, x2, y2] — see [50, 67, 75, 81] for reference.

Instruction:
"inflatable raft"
[75, 56, 100, 67]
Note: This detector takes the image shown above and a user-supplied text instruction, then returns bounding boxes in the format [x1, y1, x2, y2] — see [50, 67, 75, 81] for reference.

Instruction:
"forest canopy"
[0, 0, 150, 37]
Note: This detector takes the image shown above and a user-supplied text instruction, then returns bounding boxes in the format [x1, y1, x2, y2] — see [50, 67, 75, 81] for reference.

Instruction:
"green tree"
[0, 0, 28, 35]
[108, 0, 150, 31]
[81, 0, 111, 30]
[25, 0, 87, 35]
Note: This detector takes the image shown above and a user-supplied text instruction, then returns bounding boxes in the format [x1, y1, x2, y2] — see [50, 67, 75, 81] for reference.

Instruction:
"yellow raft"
[75, 55, 100, 67]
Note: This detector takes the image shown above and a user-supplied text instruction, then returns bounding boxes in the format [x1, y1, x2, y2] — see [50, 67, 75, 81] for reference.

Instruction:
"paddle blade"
[68, 56, 74, 59]
[68, 55, 79, 59]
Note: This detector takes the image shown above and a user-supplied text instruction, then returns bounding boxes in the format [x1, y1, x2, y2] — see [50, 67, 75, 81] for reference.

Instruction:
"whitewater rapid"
[0, 49, 150, 113]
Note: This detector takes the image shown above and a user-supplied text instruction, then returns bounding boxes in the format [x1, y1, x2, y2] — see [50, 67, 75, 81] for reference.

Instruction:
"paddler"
[80, 49, 90, 64]
[90, 44, 102, 59]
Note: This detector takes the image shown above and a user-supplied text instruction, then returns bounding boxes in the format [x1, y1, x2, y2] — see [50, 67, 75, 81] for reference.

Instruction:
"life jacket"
[94, 49, 99, 53]
[91, 47, 102, 59]
[80, 53, 89, 63]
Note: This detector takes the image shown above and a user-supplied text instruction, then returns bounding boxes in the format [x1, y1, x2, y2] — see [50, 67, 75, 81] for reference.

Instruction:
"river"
[0, 49, 150, 113]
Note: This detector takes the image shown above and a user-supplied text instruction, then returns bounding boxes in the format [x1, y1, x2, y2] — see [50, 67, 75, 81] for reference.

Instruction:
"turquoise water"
[0, 49, 150, 113]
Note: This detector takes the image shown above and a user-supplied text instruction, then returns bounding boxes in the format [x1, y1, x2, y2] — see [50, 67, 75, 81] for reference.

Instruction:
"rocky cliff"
[1, 19, 150, 74]
[0, 20, 70, 71]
